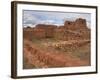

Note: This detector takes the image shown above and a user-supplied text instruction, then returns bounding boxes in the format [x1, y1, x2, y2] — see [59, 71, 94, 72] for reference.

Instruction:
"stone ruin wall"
[23, 18, 90, 41]
[55, 18, 90, 40]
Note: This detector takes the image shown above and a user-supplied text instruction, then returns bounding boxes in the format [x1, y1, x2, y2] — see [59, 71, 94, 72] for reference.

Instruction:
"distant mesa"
[26, 26, 31, 28]
[35, 24, 57, 29]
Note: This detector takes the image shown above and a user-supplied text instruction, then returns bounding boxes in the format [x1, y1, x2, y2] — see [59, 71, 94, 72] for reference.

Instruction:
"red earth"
[23, 39, 90, 69]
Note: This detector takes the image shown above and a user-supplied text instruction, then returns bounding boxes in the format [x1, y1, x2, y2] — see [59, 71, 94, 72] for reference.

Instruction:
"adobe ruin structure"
[23, 18, 90, 41]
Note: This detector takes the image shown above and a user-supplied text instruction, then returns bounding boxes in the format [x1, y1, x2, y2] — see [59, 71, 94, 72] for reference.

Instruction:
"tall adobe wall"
[23, 27, 34, 41]
[64, 21, 75, 30]
[64, 18, 87, 30]
[75, 18, 87, 29]
[23, 24, 57, 40]
[61, 18, 90, 40]
[35, 24, 57, 38]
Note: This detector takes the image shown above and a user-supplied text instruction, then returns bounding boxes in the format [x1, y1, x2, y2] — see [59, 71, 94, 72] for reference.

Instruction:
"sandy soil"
[23, 39, 90, 69]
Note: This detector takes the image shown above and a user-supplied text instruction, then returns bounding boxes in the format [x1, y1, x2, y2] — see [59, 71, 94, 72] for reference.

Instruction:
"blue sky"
[23, 10, 91, 27]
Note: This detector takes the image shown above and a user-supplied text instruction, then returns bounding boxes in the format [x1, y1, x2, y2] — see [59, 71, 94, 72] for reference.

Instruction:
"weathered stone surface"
[23, 18, 90, 40]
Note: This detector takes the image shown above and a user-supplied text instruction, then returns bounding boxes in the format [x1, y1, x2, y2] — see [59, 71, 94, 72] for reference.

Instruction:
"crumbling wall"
[23, 28, 34, 41]
[23, 18, 90, 41]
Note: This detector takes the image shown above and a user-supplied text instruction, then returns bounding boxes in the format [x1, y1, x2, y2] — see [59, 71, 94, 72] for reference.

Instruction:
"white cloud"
[87, 22, 91, 29]
[23, 11, 40, 25]
[23, 10, 91, 28]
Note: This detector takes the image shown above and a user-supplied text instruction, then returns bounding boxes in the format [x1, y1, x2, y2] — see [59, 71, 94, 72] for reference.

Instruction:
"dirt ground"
[23, 38, 90, 69]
